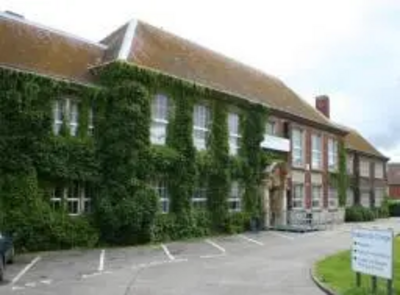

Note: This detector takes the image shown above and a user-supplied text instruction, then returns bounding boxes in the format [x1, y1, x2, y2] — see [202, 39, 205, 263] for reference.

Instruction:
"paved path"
[2, 218, 399, 295]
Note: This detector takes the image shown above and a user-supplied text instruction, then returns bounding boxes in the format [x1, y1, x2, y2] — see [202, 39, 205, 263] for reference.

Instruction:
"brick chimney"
[315, 95, 330, 118]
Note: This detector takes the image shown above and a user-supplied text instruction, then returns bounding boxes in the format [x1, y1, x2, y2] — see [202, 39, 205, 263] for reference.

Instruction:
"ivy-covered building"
[0, 11, 369, 249]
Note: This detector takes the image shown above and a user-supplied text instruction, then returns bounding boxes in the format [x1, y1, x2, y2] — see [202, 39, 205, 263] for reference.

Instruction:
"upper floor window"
[328, 138, 338, 171]
[360, 160, 370, 177]
[292, 128, 304, 167]
[228, 113, 241, 156]
[88, 108, 94, 136]
[347, 154, 353, 174]
[375, 162, 384, 179]
[311, 134, 322, 170]
[150, 94, 169, 145]
[193, 105, 211, 150]
[265, 121, 276, 135]
[53, 98, 79, 136]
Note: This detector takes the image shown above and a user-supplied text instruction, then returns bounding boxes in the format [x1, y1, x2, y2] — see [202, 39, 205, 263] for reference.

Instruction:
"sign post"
[351, 228, 394, 295]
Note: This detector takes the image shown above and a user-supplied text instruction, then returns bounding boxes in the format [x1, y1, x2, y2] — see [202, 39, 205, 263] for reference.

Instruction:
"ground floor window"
[152, 180, 169, 213]
[346, 188, 354, 207]
[360, 190, 371, 207]
[50, 182, 93, 215]
[374, 187, 385, 207]
[328, 187, 338, 209]
[228, 181, 242, 212]
[192, 186, 207, 209]
[311, 185, 322, 209]
[292, 183, 304, 209]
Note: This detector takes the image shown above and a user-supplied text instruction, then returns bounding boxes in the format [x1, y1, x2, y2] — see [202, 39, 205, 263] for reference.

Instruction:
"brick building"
[388, 163, 400, 199]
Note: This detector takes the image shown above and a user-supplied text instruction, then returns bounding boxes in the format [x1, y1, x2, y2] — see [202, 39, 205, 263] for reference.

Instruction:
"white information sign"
[351, 228, 394, 280]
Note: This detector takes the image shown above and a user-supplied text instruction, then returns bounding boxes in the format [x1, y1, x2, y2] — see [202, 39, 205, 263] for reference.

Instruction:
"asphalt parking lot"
[1, 219, 399, 295]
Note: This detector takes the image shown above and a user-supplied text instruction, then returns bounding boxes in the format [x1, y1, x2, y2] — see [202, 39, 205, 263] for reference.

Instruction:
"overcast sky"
[2, 0, 400, 161]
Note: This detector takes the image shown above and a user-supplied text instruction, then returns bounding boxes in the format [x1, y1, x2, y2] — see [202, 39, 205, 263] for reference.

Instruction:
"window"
[193, 105, 211, 150]
[291, 128, 304, 167]
[360, 160, 370, 177]
[228, 113, 241, 156]
[312, 185, 322, 209]
[53, 100, 64, 135]
[88, 108, 94, 136]
[311, 134, 322, 170]
[346, 189, 354, 207]
[347, 154, 353, 174]
[292, 183, 304, 209]
[360, 189, 370, 207]
[152, 180, 169, 213]
[150, 94, 169, 145]
[375, 187, 385, 207]
[53, 98, 79, 136]
[328, 138, 338, 171]
[265, 121, 276, 135]
[69, 101, 79, 136]
[50, 183, 92, 215]
[328, 187, 338, 209]
[228, 182, 242, 212]
[375, 162, 384, 179]
[192, 186, 207, 209]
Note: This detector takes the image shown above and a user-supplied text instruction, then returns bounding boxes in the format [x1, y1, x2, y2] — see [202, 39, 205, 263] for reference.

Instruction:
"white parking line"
[98, 249, 105, 272]
[269, 231, 295, 240]
[161, 244, 175, 260]
[11, 256, 41, 285]
[205, 239, 226, 254]
[238, 234, 264, 246]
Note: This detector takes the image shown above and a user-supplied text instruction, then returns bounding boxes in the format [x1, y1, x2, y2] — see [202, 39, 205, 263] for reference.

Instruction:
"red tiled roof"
[0, 12, 105, 83]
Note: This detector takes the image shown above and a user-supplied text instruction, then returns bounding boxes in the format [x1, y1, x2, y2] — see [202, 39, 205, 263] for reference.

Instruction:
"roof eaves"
[0, 11, 107, 49]
[117, 19, 138, 60]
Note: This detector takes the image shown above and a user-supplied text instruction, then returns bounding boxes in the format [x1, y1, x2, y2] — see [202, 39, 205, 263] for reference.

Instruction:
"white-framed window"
[312, 185, 322, 209]
[150, 94, 169, 145]
[53, 100, 64, 135]
[292, 183, 304, 209]
[53, 98, 79, 136]
[328, 138, 338, 171]
[360, 189, 370, 207]
[374, 187, 385, 207]
[192, 186, 207, 209]
[50, 183, 92, 215]
[346, 188, 354, 207]
[228, 113, 241, 156]
[193, 104, 211, 150]
[291, 128, 304, 167]
[328, 186, 338, 209]
[360, 160, 370, 177]
[375, 162, 384, 179]
[347, 154, 353, 174]
[265, 121, 276, 135]
[88, 107, 94, 136]
[311, 134, 322, 170]
[152, 180, 169, 213]
[228, 181, 242, 212]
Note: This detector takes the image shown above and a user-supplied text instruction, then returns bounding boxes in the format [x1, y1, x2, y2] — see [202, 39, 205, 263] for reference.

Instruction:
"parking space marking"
[269, 231, 295, 240]
[11, 256, 41, 285]
[205, 239, 226, 254]
[161, 244, 175, 260]
[238, 234, 264, 246]
[98, 249, 105, 272]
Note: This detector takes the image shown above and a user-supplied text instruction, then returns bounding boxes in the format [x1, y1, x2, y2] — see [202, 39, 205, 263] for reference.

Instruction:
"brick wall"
[389, 185, 400, 199]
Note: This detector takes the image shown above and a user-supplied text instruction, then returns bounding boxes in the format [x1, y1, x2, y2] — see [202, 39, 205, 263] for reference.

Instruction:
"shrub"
[226, 212, 251, 234]
[388, 199, 400, 217]
[345, 206, 375, 222]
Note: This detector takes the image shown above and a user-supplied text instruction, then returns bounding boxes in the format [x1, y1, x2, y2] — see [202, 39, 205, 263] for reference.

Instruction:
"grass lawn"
[315, 238, 400, 295]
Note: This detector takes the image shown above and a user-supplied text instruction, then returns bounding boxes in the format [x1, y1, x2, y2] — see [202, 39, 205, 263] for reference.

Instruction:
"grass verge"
[315, 238, 399, 295]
